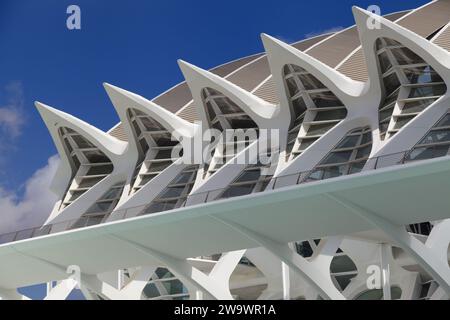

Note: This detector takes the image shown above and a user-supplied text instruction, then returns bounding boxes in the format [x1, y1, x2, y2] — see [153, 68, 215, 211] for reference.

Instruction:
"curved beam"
[178, 59, 279, 129]
[324, 192, 450, 294]
[103, 83, 199, 211]
[104, 83, 196, 142]
[210, 215, 346, 300]
[108, 234, 237, 300]
[35, 102, 132, 225]
[353, 6, 450, 102]
[261, 33, 365, 101]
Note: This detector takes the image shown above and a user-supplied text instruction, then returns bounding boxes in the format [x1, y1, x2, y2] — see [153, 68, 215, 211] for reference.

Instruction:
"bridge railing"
[0, 148, 441, 245]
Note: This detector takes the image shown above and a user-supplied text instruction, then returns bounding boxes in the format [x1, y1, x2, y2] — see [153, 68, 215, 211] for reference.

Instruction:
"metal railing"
[0, 147, 444, 245]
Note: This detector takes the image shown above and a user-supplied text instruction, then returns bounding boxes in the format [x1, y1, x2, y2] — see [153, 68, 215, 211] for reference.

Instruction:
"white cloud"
[304, 26, 344, 39]
[0, 81, 25, 139]
[0, 155, 59, 234]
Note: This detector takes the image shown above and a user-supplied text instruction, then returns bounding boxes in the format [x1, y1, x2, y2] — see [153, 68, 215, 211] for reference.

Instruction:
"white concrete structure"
[1, 1, 450, 300]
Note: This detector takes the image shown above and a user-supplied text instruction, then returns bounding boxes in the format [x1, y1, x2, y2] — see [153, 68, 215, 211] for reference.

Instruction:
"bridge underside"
[1, 157, 450, 291]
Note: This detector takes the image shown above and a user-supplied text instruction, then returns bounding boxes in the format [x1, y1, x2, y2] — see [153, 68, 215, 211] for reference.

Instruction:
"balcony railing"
[0, 148, 445, 245]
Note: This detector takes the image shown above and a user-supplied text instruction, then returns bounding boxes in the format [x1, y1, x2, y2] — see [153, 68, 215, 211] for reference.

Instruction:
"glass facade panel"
[283, 64, 346, 159]
[142, 166, 199, 215]
[127, 109, 182, 194]
[408, 84, 446, 98]
[201, 88, 259, 176]
[322, 151, 353, 165]
[376, 38, 446, 141]
[304, 127, 372, 182]
[218, 164, 273, 200]
[58, 127, 114, 210]
[310, 91, 342, 108]
[407, 111, 450, 163]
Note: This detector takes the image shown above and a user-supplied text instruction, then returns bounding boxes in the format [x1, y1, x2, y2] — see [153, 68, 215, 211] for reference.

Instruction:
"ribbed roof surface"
[109, 1, 450, 141]
[433, 23, 450, 51]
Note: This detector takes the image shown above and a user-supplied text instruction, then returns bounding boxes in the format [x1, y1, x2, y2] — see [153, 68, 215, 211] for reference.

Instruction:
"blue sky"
[0, 0, 429, 300]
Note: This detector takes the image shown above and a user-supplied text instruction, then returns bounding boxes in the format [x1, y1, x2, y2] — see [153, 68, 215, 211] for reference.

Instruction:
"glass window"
[383, 73, 401, 97]
[336, 135, 360, 149]
[401, 98, 437, 114]
[384, 90, 399, 106]
[379, 106, 394, 122]
[356, 146, 371, 159]
[162, 279, 185, 295]
[355, 287, 402, 300]
[335, 274, 357, 291]
[86, 164, 113, 175]
[84, 150, 110, 163]
[145, 200, 177, 214]
[132, 109, 146, 116]
[436, 114, 450, 127]
[349, 161, 365, 174]
[420, 129, 450, 144]
[285, 77, 300, 97]
[391, 47, 423, 65]
[295, 241, 314, 258]
[64, 138, 73, 154]
[330, 255, 357, 273]
[71, 135, 94, 149]
[78, 176, 105, 188]
[86, 216, 105, 226]
[314, 108, 347, 121]
[69, 190, 85, 202]
[140, 117, 164, 131]
[407, 147, 434, 161]
[139, 138, 150, 155]
[205, 101, 217, 122]
[322, 165, 347, 179]
[142, 283, 160, 299]
[305, 127, 372, 182]
[171, 171, 194, 185]
[306, 122, 337, 136]
[221, 184, 255, 198]
[379, 121, 390, 134]
[160, 186, 185, 199]
[85, 201, 113, 214]
[71, 155, 81, 170]
[310, 91, 342, 108]
[139, 174, 157, 186]
[307, 169, 324, 181]
[298, 137, 319, 150]
[148, 160, 173, 173]
[404, 66, 440, 84]
[155, 148, 175, 160]
[361, 132, 372, 145]
[322, 151, 353, 164]
[236, 170, 261, 183]
[229, 116, 257, 129]
[152, 133, 178, 147]
[131, 119, 142, 137]
[378, 51, 392, 74]
[291, 97, 307, 118]
[432, 144, 450, 157]
[299, 73, 326, 91]
[394, 115, 415, 129]
[215, 97, 242, 115]
[100, 187, 122, 200]
[408, 84, 446, 98]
